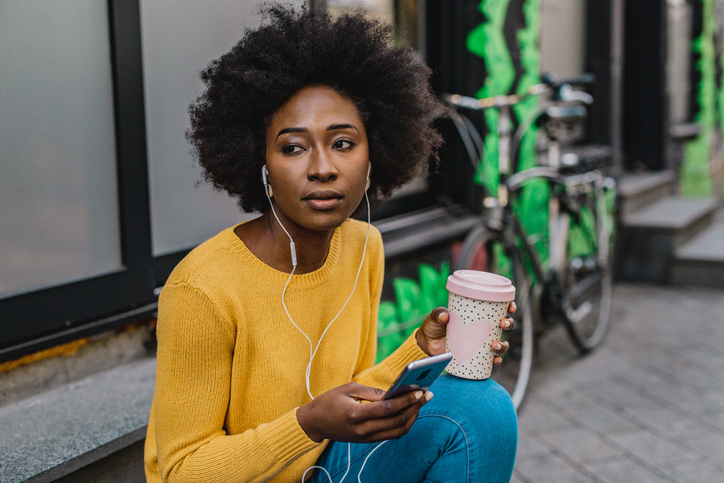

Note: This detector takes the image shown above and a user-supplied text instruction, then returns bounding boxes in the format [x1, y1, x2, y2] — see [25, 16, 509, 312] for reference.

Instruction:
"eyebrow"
[275, 124, 360, 141]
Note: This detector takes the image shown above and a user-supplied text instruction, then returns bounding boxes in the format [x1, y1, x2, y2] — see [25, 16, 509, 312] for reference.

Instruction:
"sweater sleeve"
[153, 282, 321, 483]
[352, 331, 429, 390]
[351, 231, 428, 390]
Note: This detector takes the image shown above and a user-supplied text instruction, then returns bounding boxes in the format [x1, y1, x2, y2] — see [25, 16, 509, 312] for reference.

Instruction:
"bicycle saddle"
[544, 105, 587, 122]
[559, 144, 613, 173]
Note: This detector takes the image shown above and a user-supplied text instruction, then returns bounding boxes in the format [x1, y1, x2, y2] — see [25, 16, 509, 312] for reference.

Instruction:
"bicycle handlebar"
[541, 72, 595, 88]
[506, 166, 605, 194]
[442, 72, 595, 111]
[442, 83, 546, 110]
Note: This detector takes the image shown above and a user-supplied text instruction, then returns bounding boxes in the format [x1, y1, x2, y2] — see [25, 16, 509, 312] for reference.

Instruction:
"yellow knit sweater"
[144, 219, 428, 482]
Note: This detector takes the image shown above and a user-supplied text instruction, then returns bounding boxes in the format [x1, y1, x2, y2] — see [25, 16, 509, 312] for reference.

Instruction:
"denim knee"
[420, 374, 518, 480]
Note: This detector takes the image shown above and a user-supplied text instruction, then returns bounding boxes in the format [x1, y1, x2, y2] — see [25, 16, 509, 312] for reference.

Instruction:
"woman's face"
[264, 85, 370, 232]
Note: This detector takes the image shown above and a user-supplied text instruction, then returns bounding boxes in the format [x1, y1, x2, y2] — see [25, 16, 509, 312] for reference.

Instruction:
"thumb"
[346, 383, 386, 402]
[422, 307, 448, 340]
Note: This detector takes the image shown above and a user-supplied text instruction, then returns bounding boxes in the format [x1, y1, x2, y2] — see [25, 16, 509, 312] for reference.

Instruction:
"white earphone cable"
[264, 175, 371, 400]
[263, 166, 382, 483]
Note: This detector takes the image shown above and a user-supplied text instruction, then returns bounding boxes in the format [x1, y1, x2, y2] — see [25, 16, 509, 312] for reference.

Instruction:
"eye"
[333, 139, 355, 150]
[282, 144, 304, 155]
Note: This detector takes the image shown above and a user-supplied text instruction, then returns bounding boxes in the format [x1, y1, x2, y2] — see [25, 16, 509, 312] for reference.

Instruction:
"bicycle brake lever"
[559, 84, 593, 105]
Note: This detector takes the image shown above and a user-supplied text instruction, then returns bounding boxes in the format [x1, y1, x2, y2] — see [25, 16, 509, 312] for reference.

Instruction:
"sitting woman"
[144, 5, 518, 482]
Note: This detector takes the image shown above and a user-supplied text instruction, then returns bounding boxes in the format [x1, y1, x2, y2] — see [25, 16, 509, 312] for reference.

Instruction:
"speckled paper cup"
[445, 270, 516, 380]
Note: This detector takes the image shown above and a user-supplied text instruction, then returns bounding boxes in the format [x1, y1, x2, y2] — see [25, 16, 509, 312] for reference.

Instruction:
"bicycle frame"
[445, 78, 612, 317]
[486, 162, 609, 316]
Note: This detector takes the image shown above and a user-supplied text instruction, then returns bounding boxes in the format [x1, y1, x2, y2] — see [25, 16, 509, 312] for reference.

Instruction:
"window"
[0, 0, 447, 361]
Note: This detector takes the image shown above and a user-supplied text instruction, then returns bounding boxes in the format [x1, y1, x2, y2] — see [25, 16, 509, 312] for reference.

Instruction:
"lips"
[303, 190, 343, 210]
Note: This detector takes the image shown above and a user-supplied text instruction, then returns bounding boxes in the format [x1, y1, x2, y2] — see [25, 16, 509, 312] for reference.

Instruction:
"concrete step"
[616, 170, 675, 218]
[0, 358, 154, 482]
[671, 219, 724, 288]
[615, 196, 719, 283]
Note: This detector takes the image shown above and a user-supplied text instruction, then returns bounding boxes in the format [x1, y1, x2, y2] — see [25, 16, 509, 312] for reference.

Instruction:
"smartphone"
[382, 352, 453, 400]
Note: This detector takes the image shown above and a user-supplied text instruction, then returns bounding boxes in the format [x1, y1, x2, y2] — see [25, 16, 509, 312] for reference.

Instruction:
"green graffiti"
[468, 0, 515, 191]
[513, 0, 549, 264]
[376, 262, 450, 362]
[682, 0, 722, 197]
[467, 0, 551, 273]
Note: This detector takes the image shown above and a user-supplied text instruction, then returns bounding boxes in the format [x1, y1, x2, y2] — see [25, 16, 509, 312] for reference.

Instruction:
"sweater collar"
[224, 220, 343, 292]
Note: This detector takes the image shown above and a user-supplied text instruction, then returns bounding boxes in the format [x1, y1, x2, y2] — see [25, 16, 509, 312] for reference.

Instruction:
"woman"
[144, 5, 518, 482]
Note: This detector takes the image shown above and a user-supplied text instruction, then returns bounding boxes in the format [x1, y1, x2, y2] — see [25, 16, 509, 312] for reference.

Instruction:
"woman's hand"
[416, 303, 517, 365]
[296, 383, 432, 443]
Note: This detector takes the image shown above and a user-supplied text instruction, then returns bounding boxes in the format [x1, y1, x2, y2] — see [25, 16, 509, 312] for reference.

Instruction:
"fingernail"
[414, 391, 423, 400]
[425, 391, 434, 401]
[493, 342, 500, 351]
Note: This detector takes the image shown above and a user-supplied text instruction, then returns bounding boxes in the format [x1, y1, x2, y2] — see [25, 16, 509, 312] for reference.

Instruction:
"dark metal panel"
[426, 0, 486, 213]
[153, 250, 192, 288]
[623, 0, 668, 171]
[586, 0, 625, 173]
[107, 0, 154, 285]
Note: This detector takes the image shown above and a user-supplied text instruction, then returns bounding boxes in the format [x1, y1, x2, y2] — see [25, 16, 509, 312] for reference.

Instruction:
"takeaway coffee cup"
[445, 270, 516, 380]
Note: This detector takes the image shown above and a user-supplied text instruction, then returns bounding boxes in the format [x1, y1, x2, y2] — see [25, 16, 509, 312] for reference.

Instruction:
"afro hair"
[188, 3, 445, 213]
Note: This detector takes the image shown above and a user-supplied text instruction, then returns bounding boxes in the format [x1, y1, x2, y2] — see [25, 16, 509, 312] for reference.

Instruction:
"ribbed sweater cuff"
[384, 329, 429, 369]
[266, 408, 323, 464]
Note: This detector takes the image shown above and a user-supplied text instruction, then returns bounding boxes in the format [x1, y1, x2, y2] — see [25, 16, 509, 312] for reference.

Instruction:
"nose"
[307, 146, 338, 183]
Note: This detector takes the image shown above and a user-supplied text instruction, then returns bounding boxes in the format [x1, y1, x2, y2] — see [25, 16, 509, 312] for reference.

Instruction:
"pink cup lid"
[446, 270, 515, 302]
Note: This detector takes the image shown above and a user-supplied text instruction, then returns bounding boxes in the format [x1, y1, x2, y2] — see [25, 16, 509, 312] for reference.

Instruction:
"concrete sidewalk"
[512, 283, 724, 483]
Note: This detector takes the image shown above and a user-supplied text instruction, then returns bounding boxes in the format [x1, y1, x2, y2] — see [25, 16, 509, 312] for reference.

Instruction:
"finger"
[493, 355, 503, 366]
[424, 307, 449, 327]
[364, 409, 421, 441]
[421, 308, 448, 341]
[346, 383, 387, 402]
[356, 393, 430, 441]
[359, 390, 424, 419]
[491, 340, 510, 354]
[500, 317, 515, 330]
[508, 301, 517, 314]
[433, 307, 450, 324]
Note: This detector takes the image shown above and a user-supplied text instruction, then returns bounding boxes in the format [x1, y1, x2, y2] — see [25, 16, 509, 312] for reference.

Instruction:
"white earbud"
[262, 164, 273, 197]
[365, 161, 371, 191]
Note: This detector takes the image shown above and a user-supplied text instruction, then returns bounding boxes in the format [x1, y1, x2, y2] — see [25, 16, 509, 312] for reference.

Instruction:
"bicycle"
[442, 75, 616, 409]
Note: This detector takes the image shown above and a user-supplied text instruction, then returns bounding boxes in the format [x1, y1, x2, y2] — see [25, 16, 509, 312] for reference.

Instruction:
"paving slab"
[514, 283, 724, 481]
[538, 428, 623, 464]
[680, 432, 724, 467]
[623, 407, 708, 439]
[585, 457, 669, 483]
[565, 403, 641, 434]
[515, 453, 594, 483]
[515, 432, 551, 459]
[665, 460, 724, 483]
[518, 400, 581, 433]
[605, 431, 700, 468]
[583, 382, 656, 410]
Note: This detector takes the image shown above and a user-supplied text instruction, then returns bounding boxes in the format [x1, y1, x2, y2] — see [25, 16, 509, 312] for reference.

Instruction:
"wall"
[681, 0, 724, 198]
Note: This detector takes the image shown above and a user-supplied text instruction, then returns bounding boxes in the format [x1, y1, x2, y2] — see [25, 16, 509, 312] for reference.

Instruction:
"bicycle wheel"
[557, 188, 613, 353]
[455, 226, 535, 410]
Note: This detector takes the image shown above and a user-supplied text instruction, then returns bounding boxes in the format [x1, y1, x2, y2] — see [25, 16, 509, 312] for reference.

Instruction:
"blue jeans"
[309, 375, 518, 483]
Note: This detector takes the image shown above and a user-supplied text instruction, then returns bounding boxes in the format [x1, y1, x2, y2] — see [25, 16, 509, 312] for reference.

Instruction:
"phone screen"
[382, 353, 453, 400]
